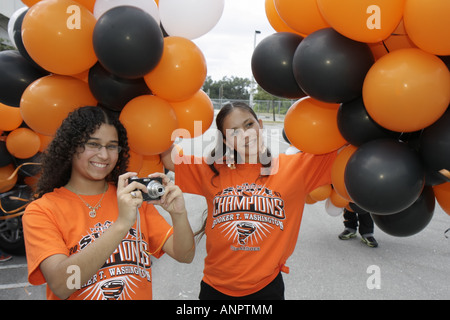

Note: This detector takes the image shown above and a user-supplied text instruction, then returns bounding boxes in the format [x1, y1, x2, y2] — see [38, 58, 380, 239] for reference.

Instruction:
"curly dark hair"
[34, 106, 130, 199]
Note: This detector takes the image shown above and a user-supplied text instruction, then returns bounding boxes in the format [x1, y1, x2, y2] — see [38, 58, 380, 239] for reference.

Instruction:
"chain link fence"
[210, 99, 295, 122]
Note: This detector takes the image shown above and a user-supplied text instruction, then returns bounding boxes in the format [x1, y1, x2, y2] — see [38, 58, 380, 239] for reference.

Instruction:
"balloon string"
[445, 228, 450, 239]
[381, 40, 390, 53]
[6, 162, 41, 181]
[439, 169, 450, 179]
[0, 210, 25, 220]
[0, 196, 30, 215]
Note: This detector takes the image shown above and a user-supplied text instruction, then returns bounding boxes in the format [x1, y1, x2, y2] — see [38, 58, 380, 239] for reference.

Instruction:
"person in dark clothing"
[338, 204, 378, 248]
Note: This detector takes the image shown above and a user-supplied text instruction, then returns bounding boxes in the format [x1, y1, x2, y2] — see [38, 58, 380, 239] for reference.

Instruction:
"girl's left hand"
[147, 173, 187, 217]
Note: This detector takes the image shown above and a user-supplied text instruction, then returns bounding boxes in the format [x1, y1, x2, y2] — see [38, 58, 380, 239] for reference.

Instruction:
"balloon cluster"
[256, 0, 450, 237]
[0, 0, 222, 212]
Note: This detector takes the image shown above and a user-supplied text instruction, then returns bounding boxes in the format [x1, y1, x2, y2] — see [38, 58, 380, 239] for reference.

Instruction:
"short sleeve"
[300, 151, 338, 194]
[279, 151, 338, 195]
[22, 202, 70, 285]
[141, 202, 173, 259]
[174, 154, 211, 195]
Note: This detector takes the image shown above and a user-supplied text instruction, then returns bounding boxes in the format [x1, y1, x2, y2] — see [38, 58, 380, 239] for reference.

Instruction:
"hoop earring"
[226, 146, 236, 169]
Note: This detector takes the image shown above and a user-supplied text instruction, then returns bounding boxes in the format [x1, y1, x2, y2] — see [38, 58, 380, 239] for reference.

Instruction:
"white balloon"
[94, 0, 160, 24]
[159, 0, 225, 40]
[7, 6, 28, 48]
[325, 198, 344, 217]
[285, 145, 301, 155]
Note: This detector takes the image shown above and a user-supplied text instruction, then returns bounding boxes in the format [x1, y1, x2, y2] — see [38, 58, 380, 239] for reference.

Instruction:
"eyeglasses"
[84, 141, 122, 153]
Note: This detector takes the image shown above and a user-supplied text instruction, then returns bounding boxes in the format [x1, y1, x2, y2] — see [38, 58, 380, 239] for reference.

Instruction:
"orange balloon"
[404, 0, 450, 55]
[170, 90, 214, 138]
[24, 174, 40, 190]
[369, 20, 417, 60]
[284, 97, 347, 154]
[433, 182, 450, 216]
[20, 75, 97, 136]
[21, 0, 97, 75]
[317, 0, 405, 43]
[363, 48, 450, 132]
[0, 164, 18, 193]
[37, 133, 53, 152]
[265, 0, 304, 35]
[309, 184, 332, 201]
[120, 95, 178, 156]
[144, 37, 207, 102]
[274, 0, 329, 35]
[21, 0, 40, 6]
[6, 128, 40, 159]
[74, 0, 95, 12]
[0, 103, 22, 132]
[127, 150, 144, 173]
[138, 155, 164, 177]
[331, 144, 357, 201]
[305, 194, 317, 204]
[329, 188, 350, 208]
[369, 36, 417, 60]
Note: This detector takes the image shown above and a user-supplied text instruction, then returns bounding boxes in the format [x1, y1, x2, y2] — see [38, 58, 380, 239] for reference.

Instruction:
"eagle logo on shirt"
[211, 183, 285, 250]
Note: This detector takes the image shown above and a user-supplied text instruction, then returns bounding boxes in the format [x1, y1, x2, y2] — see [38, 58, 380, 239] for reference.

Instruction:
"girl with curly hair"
[23, 106, 194, 300]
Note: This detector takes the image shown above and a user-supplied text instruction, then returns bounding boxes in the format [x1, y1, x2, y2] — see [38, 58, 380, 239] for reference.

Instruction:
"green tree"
[202, 76, 251, 100]
[0, 38, 14, 52]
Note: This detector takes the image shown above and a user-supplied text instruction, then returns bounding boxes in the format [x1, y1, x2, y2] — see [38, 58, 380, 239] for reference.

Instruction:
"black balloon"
[348, 202, 370, 215]
[282, 128, 291, 145]
[0, 50, 47, 107]
[371, 186, 435, 237]
[293, 28, 374, 103]
[337, 97, 399, 146]
[424, 169, 449, 186]
[88, 63, 151, 112]
[251, 32, 305, 99]
[419, 109, 450, 177]
[12, 8, 48, 73]
[93, 6, 164, 79]
[345, 139, 425, 215]
[0, 141, 12, 167]
[438, 55, 450, 71]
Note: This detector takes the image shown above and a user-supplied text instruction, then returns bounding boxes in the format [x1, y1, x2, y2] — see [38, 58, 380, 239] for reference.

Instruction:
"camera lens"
[147, 180, 165, 198]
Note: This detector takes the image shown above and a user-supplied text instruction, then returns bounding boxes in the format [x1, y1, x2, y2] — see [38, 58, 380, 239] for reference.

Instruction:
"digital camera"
[129, 177, 165, 201]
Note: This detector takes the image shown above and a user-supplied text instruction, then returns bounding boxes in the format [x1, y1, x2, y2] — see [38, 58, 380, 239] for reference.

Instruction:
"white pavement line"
[0, 282, 31, 290]
[0, 263, 27, 270]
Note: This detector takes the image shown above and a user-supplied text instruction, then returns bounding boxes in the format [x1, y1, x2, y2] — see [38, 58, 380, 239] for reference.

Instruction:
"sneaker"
[361, 235, 378, 248]
[338, 229, 357, 240]
[0, 253, 12, 262]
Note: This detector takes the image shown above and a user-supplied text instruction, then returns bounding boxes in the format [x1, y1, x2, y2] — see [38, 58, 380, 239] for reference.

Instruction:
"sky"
[2, 0, 274, 81]
[192, 0, 275, 81]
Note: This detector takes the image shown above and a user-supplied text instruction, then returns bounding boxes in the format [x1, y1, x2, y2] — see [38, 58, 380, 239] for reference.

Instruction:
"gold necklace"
[73, 184, 108, 218]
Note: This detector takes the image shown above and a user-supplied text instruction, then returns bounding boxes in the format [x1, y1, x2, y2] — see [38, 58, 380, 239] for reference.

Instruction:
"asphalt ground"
[1, 121, 449, 300]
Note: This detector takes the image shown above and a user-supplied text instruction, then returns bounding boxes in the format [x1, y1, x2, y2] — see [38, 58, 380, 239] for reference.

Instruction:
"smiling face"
[221, 108, 264, 163]
[70, 123, 120, 191]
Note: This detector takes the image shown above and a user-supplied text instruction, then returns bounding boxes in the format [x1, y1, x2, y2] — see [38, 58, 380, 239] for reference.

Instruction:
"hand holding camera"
[129, 176, 165, 201]
[129, 173, 187, 218]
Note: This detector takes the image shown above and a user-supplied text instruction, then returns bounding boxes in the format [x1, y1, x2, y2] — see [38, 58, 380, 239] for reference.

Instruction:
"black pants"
[343, 208, 374, 235]
[199, 272, 285, 300]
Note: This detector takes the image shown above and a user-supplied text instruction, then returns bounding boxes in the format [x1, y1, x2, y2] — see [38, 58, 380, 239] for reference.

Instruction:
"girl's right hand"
[116, 172, 148, 228]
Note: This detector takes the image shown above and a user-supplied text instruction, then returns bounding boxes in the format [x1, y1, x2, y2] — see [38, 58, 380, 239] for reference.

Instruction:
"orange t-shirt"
[175, 151, 337, 297]
[23, 184, 173, 300]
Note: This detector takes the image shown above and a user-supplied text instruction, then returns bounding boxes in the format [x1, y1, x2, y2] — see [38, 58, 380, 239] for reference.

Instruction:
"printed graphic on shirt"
[212, 183, 285, 251]
[68, 221, 151, 300]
